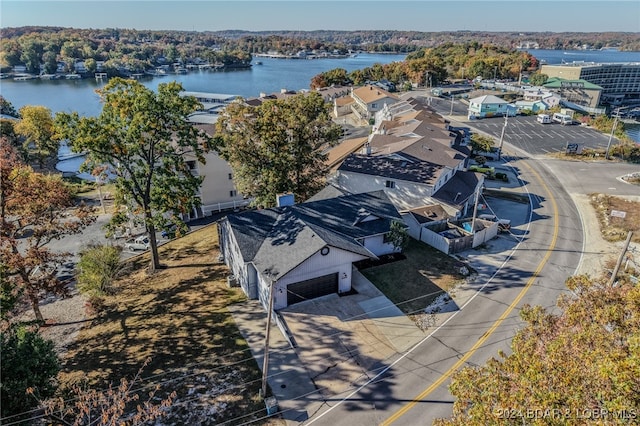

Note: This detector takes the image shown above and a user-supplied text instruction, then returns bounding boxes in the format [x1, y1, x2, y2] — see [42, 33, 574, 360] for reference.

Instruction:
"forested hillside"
[1, 27, 637, 75]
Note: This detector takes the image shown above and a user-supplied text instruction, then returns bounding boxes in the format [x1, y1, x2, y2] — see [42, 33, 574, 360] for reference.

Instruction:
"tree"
[0, 95, 19, 118]
[435, 275, 640, 426]
[41, 360, 175, 426]
[42, 51, 58, 74]
[14, 105, 60, 169]
[469, 133, 495, 154]
[214, 92, 341, 208]
[1, 325, 60, 421]
[528, 72, 549, 86]
[55, 78, 210, 273]
[387, 220, 409, 251]
[0, 140, 95, 322]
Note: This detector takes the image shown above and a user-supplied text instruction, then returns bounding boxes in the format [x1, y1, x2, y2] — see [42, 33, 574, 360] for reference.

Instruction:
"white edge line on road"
[304, 159, 534, 425]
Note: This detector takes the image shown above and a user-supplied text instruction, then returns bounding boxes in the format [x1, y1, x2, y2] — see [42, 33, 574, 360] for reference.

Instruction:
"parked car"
[477, 214, 511, 232]
[125, 236, 150, 251]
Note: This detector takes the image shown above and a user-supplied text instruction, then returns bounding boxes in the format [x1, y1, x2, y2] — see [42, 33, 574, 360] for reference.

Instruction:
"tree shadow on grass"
[59, 226, 268, 424]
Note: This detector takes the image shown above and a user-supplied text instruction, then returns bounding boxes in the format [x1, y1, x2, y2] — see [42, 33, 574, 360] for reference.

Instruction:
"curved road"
[298, 95, 638, 425]
[301, 153, 585, 425]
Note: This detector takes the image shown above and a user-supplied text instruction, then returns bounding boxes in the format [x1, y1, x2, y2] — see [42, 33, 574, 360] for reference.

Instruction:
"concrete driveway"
[279, 271, 424, 398]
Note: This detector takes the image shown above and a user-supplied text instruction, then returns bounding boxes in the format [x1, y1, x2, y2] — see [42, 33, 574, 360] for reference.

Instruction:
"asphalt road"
[300, 102, 638, 425]
[303, 155, 585, 425]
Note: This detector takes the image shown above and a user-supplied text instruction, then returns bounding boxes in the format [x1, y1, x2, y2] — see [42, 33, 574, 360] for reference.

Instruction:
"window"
[228, 173, 233, 180]
[230, 190, 237, 197]
[385, 180, 395, 188]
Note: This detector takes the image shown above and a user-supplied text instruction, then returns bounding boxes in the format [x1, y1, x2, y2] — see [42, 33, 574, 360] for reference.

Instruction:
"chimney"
[276, 192, 295, 207]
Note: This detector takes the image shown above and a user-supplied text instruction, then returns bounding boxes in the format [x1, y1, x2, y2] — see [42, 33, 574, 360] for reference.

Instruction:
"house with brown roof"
[325, 96, 482, 217]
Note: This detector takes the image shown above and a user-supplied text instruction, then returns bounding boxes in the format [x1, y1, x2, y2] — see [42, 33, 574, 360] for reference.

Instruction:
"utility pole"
[261, 279, 276, 398]
[449, 95, 454, 116]
[609, 231, 633, 286]
[470, 183, 481, 234]
[497, 114, 508, 159]
[605, 111, 619, 160]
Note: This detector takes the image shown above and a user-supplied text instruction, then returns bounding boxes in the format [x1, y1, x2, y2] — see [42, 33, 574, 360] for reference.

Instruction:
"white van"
[537, 114, 551, 124]
[552, 113, 574, 125]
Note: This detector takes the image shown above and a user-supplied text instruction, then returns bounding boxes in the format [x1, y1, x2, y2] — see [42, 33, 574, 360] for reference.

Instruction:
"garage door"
[287, 273, 338, 306]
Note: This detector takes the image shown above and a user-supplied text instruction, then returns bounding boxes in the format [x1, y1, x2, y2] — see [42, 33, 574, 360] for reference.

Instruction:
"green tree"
[84, 57, 97, 73]
[214, 92, 342, 208]
[55, 78, 210, 273]
[435, 275, 640, 426]
[41, 51, 58, 74]
[528, 72, 549, 86]
[1, 325, 60, 421]
[0, 95, 19, 117]
[387, 220, 409, 251]
[14, 105, 59, 169]
[469, 133, 495, 154]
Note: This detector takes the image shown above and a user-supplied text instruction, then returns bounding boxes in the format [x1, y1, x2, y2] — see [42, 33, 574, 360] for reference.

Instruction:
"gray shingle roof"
[432, 170, 483, 208]
[338, 153, 442, 186]
[223, 191, 402, 279]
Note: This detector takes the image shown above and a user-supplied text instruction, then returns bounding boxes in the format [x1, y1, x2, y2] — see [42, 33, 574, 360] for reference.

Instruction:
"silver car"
[125, 236, 150, 251]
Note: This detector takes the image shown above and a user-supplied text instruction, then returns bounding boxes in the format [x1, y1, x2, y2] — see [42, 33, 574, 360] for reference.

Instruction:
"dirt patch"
[58, 224, 279, 425]
[589, 194, 640, 243]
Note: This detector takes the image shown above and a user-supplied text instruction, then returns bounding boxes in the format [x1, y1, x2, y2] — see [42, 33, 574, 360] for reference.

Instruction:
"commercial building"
[541, 62, 640, 107]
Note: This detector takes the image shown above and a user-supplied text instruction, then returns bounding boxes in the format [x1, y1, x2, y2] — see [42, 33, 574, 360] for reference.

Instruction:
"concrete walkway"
[228, 301, 321, 423]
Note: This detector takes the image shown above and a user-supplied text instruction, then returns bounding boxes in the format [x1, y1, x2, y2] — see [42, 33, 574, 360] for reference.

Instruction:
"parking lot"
[469, 115, 612, 156]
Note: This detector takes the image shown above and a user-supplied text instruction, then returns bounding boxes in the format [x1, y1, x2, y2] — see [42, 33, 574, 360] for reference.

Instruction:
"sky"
[1, 0, 639, 33]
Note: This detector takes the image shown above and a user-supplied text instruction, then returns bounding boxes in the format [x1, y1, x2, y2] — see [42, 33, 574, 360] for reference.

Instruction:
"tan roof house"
[349, 85, 400, 121]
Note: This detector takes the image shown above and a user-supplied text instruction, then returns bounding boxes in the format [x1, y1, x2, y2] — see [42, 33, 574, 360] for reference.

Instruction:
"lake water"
[1, 49, 639, 141]
[0, 53, 407, 117]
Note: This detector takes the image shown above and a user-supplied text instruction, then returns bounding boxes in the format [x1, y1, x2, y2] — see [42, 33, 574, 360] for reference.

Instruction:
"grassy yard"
[60, 224, 280, 425]
[590, 194, 640, 243]
[361, 239, 468, 323]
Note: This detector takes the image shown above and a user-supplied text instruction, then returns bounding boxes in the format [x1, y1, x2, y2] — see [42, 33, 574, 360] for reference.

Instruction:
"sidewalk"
[228, 301, 321, 423]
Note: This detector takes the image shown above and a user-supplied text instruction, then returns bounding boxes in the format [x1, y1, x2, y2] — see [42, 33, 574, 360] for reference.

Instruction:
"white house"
[218, 191, 404, 311]
[184, 123, 249, 219]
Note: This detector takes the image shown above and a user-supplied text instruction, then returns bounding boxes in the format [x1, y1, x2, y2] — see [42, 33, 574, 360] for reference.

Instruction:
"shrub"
[76, 244, 125, 297]
[1, 325, 60, 420]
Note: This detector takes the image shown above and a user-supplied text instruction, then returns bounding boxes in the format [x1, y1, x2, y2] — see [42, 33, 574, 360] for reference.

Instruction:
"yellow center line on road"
[381, 160, 560, 426]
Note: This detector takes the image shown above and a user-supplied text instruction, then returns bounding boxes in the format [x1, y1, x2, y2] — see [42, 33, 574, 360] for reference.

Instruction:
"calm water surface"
[1, 50, 639, 141]
[0, 53, 406, 117]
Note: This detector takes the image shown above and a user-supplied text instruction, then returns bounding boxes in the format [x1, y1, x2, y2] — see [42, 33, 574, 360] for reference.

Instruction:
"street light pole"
[449, 95, 454, 116]
[605, 112, 619, 160]
[497, 114, 508, 159]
